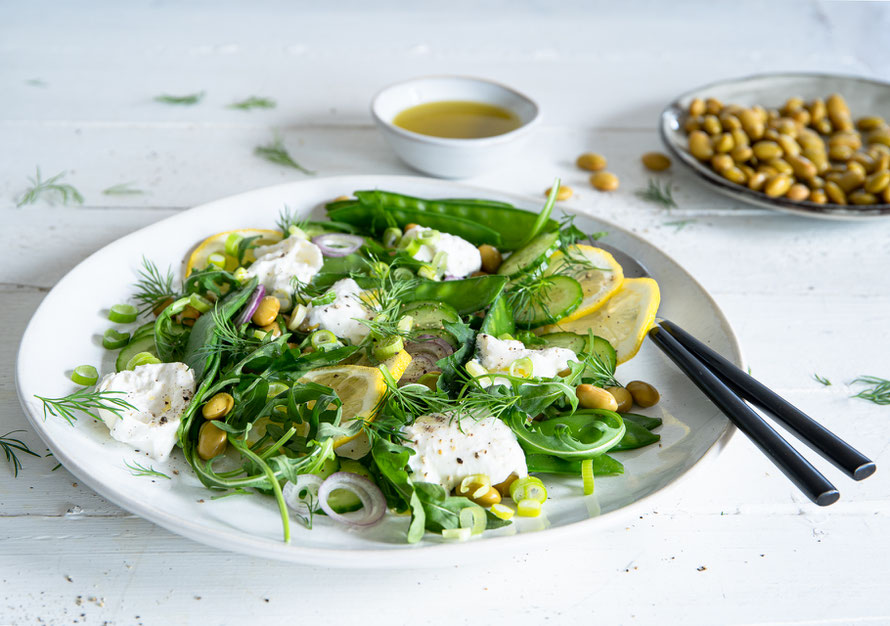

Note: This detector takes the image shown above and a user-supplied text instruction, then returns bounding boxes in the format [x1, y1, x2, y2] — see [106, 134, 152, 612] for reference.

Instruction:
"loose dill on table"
[103, 182, 145, 196]
[813, 374, 832, 386]
[17, 167, 83, 207]
[636, 178, 678, 209]
[228, 96, 276, 110]
[124, 459, 171, 480]
[154, 91, 205, 105]
[851, 376, 890, 405]
[254, 135, 315, 175]
[35, 389, 136, 426]
[1, 431, 39, 478]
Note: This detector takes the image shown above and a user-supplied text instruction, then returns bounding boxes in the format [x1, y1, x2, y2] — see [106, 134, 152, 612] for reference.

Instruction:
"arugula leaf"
[479, 291, 515, 338]
[436, 320, 477, 396]
[505, 408, 626, 460]
[370, 435, 426, 543]
[414, 482, 510, 532]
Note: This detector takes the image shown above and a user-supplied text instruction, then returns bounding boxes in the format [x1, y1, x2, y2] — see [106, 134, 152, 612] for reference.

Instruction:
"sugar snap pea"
[526, 453, 624, 476]
[403, 275, 508, 315]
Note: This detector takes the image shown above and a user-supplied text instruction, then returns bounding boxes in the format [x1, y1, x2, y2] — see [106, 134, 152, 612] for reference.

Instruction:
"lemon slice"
[544, 244, 624, 322]
[185, 228, 282, 276]
[299, 365, 388, 458]
[539, 277, 660, 364]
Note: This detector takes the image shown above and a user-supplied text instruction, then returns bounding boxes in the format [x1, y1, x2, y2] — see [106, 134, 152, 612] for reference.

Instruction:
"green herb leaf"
[103, 182, 145, 196]
[124, 459, 171, 479]
[133, 257, 178, 315]
[851, 375, 890, 405]
[813, 374, 832, 386]
[1, 431, 39, 477]
[17, 167, 83, 207]
[636, 179, 678, 209]
[228, 96, 276, 110]
[664, 219, 695, 232]
[35, 389, 136, 426]
[254, 135, 315, 175]
[154, 91, 205, 105]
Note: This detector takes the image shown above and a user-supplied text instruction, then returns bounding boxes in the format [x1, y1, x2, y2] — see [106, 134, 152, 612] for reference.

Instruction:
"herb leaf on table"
[254, 135, 315, 174]
[851, 376, 890, 405]
[35, 389, 136, 426]
[636, 178, 677, 209]
[103, 182, 145, 196]
[1, 431, 39, 477]
[228, 96, 276, 110]
[124, 459, 171, 479]
[154, 91, 205, 105]
[17, 168, 83, 207]
[813, 374, 831, 386]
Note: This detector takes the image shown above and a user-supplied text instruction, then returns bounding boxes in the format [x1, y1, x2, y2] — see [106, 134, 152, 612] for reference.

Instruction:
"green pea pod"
[403, 275, 508, 315]
[350, 190, 559, 250]
[506, 408, 625, 460]
[610, 419, 660, 451]
[526, 453, 624, 476]
[621, 412, 663, 431]
[329, 203, 503, 247]
[480, 291, 515, 337]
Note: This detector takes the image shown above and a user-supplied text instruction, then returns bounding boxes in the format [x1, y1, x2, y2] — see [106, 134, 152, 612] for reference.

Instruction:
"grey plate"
[660, 72, 890, 221]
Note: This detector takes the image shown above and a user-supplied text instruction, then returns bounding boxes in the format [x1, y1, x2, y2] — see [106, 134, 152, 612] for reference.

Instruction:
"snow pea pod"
[526, 453, 624, 476]
[506, 408, 625, 460]
[403, 275, 508, 315]
[480, 292, 515, 337]
[610, 412, 662, 451]
[351, 190, 559, 251]
[328, 203, 503, 247]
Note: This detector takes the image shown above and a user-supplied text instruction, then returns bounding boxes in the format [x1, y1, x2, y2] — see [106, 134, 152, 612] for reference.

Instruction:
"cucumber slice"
[414, 328, 459, 348]
[400, 301, 460, 330]
[497, 230, 559, 277]
[513, 275, 583, 329]
[115, 334, 158, 372]
[587, 334, 617, 372]
[537, 332, 587, 354]
[130, 321, 156, 342]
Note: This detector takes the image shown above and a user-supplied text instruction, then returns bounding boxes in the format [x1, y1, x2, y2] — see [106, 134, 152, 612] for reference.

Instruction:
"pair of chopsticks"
[647, 320, 876, 506]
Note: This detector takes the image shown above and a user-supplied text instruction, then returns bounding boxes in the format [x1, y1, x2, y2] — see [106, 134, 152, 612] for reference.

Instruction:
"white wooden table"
[3, 2, 889, 623]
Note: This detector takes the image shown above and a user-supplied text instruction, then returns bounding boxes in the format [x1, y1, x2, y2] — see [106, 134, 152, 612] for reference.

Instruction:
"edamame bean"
[641, 152, 671, 171]
[198, 421, 228, 460]
[825, 181, 847, 205]
[809, 189, 828, 204]
[865, 170, 890, 194]
[577, 152, 607, 171]
[849, 190, 878, 205]
[252, 296, 280, 327]
[702, 115, 722, 135]
[546, 185, 573, 201]
[478, 244, 502, 273]
[606, 386, 633, 413]
[753, 141, 783, 161]
[786, 183, 810, 202]
[590, 172, 619, 192]
[626, 381, 660, 408]
[576, 384, 619, 411]
[764, 173, 793, 197]
[202, 392, 234, 420]
[689, 131, 714, 161]
[689, 98, 706, 117]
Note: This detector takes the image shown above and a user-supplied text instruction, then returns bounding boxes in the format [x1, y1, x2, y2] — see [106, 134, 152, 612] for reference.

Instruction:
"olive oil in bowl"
[393, 100, 522, 139]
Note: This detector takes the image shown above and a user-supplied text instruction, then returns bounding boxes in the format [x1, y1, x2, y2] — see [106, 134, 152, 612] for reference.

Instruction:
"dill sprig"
[35, 389, 136, 426]
[664, 219, 695, 232]
[813, 374, 832, 386]
[154, 91, 205, 105]
[1, 431, 39, 478]
[254, 135, 315, 175]
[124, 459, 171, 480]
[103, 182, 145, 196]
[276, 205, 308, 235]
[228, 96, 276, 110]
[133, 257, 178, 315]
[636, 179, 677, 209]
[197, 306, 260, 362]
[356, 260, 421, 344]
[17, 168, 83, 207]
[851, 376, 890, 405]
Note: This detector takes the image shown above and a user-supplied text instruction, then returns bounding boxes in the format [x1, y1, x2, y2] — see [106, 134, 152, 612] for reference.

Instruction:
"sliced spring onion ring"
[459, 506, 487, 536]
[517, 498, 542, 517]
[310, 329, 338, 349]
[509, 476, 547, 503]
[458, 474, 492, 500]
[311, 233, 364, 257]
[370, 261, 389, 278]
[267, 382, 290, 398]
[581, 458, 595, 495]
[465, 360, 490, 387]
[432, 250, 448, 271]
[373, 335, 404, 361]
[382, 227, 402, 248]
[224, 233, 243, 257]
[417, 264, 438, 280]
[397, 315, 414, 333]
[125, 351, 161, 371]
[288, 225, 309, 240]
[497, 333, 514, 341]
[490, 503, 515, 521]
[317, 472, 386, 527]
[509, 357, 534, 379]
[310, 292, 337, 306]
[287, 304, 308, 331]
[283, 474, 324, 517]
[391, 267, 415, 282]
[71, 365, 99, 386]
[207, 252, 227, 269]
[188, 293, 212, 313]
[398, 236, 422, 256]
[108, 304, 138, 323]
[233, 267, 249, 283]
[102, 328, 130, 350]
[416, 229, 440, 245]
[442, 527, 472, 541]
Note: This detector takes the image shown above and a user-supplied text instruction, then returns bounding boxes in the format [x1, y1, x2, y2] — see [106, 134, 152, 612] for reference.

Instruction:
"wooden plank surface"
[2, 1, 889, 624]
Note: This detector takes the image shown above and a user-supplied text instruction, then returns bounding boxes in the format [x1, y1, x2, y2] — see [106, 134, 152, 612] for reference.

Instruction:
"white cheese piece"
[96, 362, 197, 460]
[403, 412, 528, 491]
[245, 236, 324, 295]
[406, 226, 482, 278]
[305, 277, 373, 345]
[475, 333, 578, 384]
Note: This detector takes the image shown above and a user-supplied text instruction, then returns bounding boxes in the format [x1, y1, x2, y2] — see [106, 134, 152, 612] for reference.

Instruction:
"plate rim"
[659, 71, 890, 221]
[15, 174, 741, 567]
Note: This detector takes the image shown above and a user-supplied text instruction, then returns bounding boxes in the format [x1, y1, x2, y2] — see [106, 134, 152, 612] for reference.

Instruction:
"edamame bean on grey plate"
[35, 183, 668, 546]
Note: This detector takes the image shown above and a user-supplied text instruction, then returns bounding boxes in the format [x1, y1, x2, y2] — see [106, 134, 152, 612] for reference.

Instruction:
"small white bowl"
[371, 76, 540, 179]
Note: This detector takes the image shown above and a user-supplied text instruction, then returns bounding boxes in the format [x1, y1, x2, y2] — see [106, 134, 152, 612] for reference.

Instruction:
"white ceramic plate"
[16, 175, 739, 568]
[660, 72, 890, 220]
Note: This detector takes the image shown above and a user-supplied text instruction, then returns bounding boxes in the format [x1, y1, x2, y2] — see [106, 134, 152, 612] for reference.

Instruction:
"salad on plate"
[37, 183, 664, 544]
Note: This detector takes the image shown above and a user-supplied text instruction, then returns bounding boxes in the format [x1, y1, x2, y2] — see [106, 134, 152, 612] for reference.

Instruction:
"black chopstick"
[659, 319, 876, 481]
[646, 326, 840, 506]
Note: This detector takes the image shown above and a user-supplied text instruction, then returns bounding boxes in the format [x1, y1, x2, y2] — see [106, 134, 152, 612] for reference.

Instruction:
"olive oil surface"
[393, 100, 522, 139]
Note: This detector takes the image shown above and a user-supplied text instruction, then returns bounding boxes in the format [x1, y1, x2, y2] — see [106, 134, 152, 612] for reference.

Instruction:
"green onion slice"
[459, 506, 487, 536]
[417, 264, 437, 280]
[125, 351, 161, 371]
[373, 335, 404, 362]
[310, 329, 338, 349]
[267, 382, 290, 399]
[311, 292, 337, 307]
[382, 227, 402, 248]
[398, 236, 422, 256]
[509, 476, 547, 503]
[581, 458, 595, 495]
[108, 304, 138, 323]
[442, 527, 471, 541]
[517, 498, 542, 517]
[207, 252, 227, 269]
[102, 328, 131, 350]
[224, 233, 243, 257]
[188, 293, 212, 313]
[71, 365, 99, 386]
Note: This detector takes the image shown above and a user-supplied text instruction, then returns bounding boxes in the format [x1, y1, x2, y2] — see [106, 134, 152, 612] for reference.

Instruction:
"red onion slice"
[282, 474, 324, 516]
[311, 233, 364, 257]
[235, 284, 266, 326]
[399, 353, 440, 385]
[317, 472, 386, 527]
[407, 335, 455, 360]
